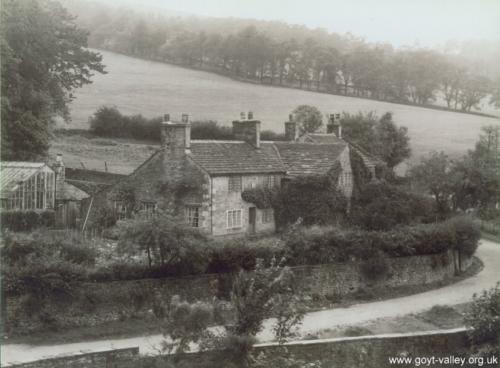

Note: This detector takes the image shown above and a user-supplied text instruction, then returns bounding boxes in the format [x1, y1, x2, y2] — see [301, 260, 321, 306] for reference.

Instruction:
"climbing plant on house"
[242, 163, 347, 227]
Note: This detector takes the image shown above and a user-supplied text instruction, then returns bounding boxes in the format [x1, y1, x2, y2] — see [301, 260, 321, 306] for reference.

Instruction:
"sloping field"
[65, 50, 500, 173]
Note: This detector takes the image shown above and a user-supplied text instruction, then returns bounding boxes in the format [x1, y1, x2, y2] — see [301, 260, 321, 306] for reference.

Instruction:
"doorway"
[249, 207, 256, 234]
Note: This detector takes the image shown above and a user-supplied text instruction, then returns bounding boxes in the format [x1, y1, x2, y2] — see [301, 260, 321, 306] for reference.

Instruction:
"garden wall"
[5, 251, 471, 333]
[7, 347, 139, 368]
[154, 329, 472, 368]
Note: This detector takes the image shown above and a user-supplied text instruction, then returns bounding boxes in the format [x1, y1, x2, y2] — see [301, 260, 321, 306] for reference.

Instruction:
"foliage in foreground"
[464, 283, 500, 357]
[153, 261, 305, 367]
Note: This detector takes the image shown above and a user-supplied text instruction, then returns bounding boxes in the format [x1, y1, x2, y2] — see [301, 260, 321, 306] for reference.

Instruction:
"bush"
[350, 182, 435, 230]
[1, 210, 55, 232]
[1, 230, 95, 295]
[283, 216, 479, 266]
[206, 238, 278, 274]
[89, 106, 247, 142]
[273, 169, 347, 227]
[465, 283, 500, 356]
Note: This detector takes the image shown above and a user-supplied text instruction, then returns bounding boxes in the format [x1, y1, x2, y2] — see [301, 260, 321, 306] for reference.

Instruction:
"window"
[36, 172, 45, 209]
[262, 209, 273, 223]
[185, 206, 200, 227]
[113, 200, 127, 220]
[140, 201, 157, 217]
[46, 173, 54, 209]
[266, 175, 277, 189]
[227, 209, 242, 229]
[228, 176, 242, 192]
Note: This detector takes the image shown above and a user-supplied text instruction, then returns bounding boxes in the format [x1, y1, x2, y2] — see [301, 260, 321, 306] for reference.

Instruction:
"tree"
[452, 126, 500, 211]
[341, 112, 411, 170]
[490, 77, 500, 108]
[410, 151, 455, 215]
[374, 113, 411, 169]
[458, 74, 491, 112]
[1, 0, 105, 161]
[153, 260, 304, 367]
[291, 105, 323, 134]
[118, 211, 207, 270]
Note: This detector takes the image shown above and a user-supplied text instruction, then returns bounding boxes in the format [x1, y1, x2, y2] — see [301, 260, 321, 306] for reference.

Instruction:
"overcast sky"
[107, 0, 500, 47]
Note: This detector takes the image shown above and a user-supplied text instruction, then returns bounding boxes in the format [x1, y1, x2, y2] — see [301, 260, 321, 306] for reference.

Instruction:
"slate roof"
[301, 133, 385, 168]
[300, 133, 345, 145]
[0, 162, 50, 196]
[189, 141, 286, 175]
[273, 142, 347, 177]
[57, 182, 90, 201]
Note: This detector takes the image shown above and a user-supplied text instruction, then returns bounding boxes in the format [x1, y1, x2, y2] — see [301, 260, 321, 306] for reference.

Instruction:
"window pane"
[186, 206, 200, 227]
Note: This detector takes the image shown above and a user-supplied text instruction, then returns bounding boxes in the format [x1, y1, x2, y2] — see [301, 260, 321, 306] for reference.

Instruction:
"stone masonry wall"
[5, 251, 471, 334]
[211, 174, 283, 236]
[7, 347, 139, 368]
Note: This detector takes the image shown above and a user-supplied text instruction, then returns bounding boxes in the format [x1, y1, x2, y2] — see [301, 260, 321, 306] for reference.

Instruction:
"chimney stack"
[161, 113, 191, 155]
[284, 114, 298, 141]
[327, 113, 342, 138]
[232, 112, 261, 148]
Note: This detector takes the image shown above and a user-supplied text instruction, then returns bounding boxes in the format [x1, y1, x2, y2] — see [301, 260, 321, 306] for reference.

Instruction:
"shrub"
[465, 283, 500, 356]
[89, 106, 247, 142]
[350, 182, 435, 230]
[283, 216, 479, 266]
[206, 238, 277, 274]
[273, 168, 347, 227]
[1, 230, 95, 295]
[449, 216, 481, 256]
[0, 210, 55, 232]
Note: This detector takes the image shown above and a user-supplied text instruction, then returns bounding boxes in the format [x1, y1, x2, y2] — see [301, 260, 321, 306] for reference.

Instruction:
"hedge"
[1, 210, 55, 232]
[2, 217, 479, 289]
[285, 216, 480, 266]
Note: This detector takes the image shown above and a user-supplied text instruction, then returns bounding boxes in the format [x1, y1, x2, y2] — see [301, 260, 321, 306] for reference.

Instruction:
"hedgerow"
[1, 210, 55, 232]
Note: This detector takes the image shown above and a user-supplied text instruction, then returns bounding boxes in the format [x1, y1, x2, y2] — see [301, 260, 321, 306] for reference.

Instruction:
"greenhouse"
[0, 162, 56, 211]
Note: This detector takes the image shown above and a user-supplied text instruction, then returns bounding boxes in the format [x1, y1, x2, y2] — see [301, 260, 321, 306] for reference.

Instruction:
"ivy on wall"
[241, 163, 347, 227]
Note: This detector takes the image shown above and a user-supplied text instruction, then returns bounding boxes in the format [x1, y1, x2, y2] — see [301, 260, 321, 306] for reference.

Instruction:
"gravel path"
[2, 239, 499, 366]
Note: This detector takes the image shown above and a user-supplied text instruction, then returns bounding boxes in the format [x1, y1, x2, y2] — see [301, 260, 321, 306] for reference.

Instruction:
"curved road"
[2, 239, 500, 366]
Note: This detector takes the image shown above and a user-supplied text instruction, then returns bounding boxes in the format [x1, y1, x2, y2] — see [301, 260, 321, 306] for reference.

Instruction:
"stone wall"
[7, 347, 139, 368]
[253, 329, 472, 368]
[133, 330, 474, 368]
[5, 251, 471, 334]
[211, 174, 282, 237]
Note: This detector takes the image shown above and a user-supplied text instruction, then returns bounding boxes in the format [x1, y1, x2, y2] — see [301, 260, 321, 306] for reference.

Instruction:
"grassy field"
[62, 50, 500, 173]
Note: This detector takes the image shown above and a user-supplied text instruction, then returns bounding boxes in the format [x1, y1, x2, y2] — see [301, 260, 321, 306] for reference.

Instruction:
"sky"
[105, 0, 500, 47]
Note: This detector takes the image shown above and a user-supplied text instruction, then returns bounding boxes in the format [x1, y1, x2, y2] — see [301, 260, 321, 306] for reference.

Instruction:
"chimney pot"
[247, 111, 253, 120]
[289, 114, 294, 122]
[240, 112, 246, 120]
[232, 119, 261, 148]
[181, 113, 189, 123]
[164, 113, 170, 122]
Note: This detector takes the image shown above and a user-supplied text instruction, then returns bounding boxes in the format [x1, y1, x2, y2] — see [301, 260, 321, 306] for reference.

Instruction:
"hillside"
[64, 50, 500, 174]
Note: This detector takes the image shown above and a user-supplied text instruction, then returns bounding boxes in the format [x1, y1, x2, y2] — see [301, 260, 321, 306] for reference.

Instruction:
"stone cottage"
[85, 112, 379, 237]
